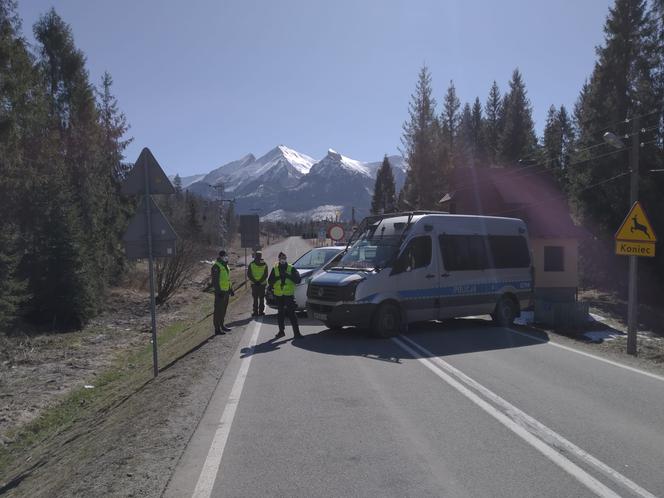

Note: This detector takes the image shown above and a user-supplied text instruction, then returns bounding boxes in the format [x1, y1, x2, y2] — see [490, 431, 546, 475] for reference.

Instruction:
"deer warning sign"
[615, 201, 656, 257]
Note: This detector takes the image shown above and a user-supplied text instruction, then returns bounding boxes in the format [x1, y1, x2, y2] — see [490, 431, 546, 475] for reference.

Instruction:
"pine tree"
[543, 105, 574, 188]
[0, 0, 36, 325]
[370, 165, 384, 215]
[456, 103, 474, 166]
[32, 9, 107, 324]
[484, 81, 503, 164]
[498, 68, 538, 165]
[470, 97, 486, 164]
[96, 72, 132, 284]
[371, 156, 397, 214]
[185, 192, 203, 239]
[174, 174, 183, 195]
[441, 80, 461, 163]
[569, 0, 662, 237]
[401, 65, 440, 209]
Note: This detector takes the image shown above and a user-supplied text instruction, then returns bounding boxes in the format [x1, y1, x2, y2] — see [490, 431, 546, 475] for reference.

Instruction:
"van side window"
[439, 235, 487, 271]
[400, 236, 432, 271]
[487, 235, 530, 268]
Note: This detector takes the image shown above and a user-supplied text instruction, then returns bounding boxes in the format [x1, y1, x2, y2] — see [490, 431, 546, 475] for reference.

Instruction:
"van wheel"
[493, 296, 517, 327]
[325, 321, 342, 330]
[372, 303, 401, 338]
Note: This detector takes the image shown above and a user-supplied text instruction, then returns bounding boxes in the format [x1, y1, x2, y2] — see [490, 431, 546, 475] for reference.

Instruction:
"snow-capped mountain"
[180, 145, 407, 221]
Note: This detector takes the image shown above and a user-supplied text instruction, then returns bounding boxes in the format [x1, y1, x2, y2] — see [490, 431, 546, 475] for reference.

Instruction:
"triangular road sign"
[121, 148, 175, 195]
[615, 201, 657, 242]
[123, 196, 178, 243]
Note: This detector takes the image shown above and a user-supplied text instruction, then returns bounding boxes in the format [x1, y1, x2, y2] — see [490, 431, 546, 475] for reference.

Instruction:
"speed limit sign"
[327, 224, 345, 241]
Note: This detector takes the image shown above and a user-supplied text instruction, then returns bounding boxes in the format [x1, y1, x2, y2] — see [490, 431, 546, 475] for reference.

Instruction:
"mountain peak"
[326, 149, 342, 160]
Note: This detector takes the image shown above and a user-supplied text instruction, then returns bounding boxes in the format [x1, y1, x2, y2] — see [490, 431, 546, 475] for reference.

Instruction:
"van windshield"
[334, 222, 405, 270]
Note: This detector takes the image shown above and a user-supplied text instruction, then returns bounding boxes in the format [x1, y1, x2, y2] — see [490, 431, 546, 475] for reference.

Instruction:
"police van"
[307, 212, 533, 337]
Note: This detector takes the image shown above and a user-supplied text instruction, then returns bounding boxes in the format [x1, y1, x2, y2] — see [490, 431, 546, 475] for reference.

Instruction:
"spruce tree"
[470, 97, 486, 164]
[0, 0, 36, 324]
[370, 165, 384, 215]
[371, 156, 397, 214]
[498, 68, 537, 165]
[441, 80, 461, 164]
[484, 81, 503, 164]
[569, 0, 663, 262]
[401, 65, 439, 209]
[543, 105, 574, 188]
[96, 72, 132, 284]
[456, 103, 474, 166]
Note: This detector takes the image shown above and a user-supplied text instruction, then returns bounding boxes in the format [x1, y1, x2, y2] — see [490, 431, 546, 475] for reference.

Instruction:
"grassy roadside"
[0, 280, 246, 488]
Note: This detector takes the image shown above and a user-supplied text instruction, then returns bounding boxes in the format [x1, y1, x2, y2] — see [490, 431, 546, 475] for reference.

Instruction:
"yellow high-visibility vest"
[273, 264, 295, 296]
[249, 261, 268, 284]
[214, 261, 231, 291]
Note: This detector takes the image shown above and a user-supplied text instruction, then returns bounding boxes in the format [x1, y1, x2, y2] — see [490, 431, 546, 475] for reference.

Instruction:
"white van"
[307, 212, 533, 337]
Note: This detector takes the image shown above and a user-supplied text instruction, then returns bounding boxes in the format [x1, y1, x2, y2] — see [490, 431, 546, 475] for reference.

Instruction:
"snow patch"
[261, 205, 344, 223]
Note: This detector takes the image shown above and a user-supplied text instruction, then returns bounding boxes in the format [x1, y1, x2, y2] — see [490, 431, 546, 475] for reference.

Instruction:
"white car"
[266, 246, 346, 311]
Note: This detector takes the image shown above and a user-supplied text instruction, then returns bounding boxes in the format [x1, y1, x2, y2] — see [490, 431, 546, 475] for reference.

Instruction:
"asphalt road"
[165, 237, 664, 498]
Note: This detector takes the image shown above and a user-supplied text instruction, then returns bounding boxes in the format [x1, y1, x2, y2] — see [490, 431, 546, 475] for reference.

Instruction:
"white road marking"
[511, 329, 664, 383]
[192, 320, 262, 498]
[394, 335, 657, 498]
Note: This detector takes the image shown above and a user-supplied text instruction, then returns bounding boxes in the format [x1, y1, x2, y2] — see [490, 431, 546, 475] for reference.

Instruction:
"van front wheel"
[493, 296, 517, 327]
[372, 303, 401, 338]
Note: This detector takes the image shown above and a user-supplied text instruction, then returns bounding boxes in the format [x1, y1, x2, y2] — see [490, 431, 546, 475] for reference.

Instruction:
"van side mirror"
[391, 253, 410, 275]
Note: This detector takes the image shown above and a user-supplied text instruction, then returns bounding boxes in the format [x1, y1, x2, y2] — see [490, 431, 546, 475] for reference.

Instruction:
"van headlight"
[342, 281, 360, 301]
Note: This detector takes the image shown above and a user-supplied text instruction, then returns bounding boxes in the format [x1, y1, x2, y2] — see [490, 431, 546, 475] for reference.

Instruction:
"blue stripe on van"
[357, 280, 532, 303]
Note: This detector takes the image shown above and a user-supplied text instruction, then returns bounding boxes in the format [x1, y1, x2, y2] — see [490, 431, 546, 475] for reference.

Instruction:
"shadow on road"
[287, 318, 549, 362]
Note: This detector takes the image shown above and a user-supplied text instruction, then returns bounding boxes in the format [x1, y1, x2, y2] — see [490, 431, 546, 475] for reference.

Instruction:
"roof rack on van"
[368, 210, 448, 221]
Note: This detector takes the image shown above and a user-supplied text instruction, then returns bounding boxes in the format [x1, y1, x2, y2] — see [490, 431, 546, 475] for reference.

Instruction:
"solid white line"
[192, 320, 262, 498]
[394, 336, 657, 498]
[511, 329, 664, 383]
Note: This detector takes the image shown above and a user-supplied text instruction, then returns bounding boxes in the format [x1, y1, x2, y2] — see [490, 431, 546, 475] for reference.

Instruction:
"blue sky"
[17, 0, 613, 177]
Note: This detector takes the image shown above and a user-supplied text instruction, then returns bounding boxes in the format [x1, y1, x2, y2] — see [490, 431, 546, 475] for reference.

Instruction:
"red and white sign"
[327, 224, 345, 241]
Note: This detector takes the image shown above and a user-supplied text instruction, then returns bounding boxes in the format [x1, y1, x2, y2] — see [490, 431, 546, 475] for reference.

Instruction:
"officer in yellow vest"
[247, 250, 268, 316]
[211, 250, 234, 335]
[268, 251, 302, 339]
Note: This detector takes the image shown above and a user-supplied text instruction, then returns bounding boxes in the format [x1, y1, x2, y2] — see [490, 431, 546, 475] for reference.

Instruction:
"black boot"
[275, 330, 285, 339]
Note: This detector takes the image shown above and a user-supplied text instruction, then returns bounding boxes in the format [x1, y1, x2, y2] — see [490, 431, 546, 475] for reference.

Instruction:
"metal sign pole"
[144, 160, 159, 377]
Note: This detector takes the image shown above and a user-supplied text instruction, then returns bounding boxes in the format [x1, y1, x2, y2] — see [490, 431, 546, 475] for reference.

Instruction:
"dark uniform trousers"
[214, 291, 230, 330]
[251, 284, 266, 314]
[276, 295, 300, 334]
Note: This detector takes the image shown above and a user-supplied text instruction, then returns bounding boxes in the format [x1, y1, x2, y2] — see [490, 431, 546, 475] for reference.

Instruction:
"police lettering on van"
[307, 212, 533, 337]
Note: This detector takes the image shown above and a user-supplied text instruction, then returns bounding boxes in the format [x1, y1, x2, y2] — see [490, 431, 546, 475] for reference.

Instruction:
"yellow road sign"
[615, 201, 657, 242]
[615, 240, 656, 257]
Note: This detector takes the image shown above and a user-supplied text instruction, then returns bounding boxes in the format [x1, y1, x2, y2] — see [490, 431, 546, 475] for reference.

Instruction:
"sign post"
[614, 201, 657, 355]
[122, 148, 177, 377]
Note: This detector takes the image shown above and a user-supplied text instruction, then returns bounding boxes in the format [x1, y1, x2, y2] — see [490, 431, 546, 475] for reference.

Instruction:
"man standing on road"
[247, 250, 268, 316]
[211, 250, 234, 335]
[268, 251, 303, 340]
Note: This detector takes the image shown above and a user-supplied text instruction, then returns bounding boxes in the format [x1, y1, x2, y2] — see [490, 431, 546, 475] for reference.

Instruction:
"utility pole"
[604, 116, 641, 355]
[626, 116, 639, 355]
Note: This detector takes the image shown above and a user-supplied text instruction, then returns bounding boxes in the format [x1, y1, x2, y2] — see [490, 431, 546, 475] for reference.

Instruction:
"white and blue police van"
[307, 212, 533, 337]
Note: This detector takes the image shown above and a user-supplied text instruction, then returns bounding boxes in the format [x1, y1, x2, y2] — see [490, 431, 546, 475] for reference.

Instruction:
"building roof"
[440, 166, 589, 239]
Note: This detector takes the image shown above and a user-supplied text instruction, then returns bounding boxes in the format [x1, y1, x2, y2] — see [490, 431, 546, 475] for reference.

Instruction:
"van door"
[438, 234, 493, 319]
[390, 235, 438, 323]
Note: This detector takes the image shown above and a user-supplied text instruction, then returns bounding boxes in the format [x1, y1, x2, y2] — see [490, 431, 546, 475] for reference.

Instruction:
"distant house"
[440, 166, 588, 308]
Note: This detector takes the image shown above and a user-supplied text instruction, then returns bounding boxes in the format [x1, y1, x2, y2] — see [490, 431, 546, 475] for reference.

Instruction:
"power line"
[487, 138, 661, 217]
[489, 171, 631, 217]
[448, 122, 661, 197]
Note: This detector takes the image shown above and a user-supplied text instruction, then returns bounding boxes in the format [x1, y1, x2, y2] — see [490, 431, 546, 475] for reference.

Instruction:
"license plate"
[312, 312, 327, 321]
